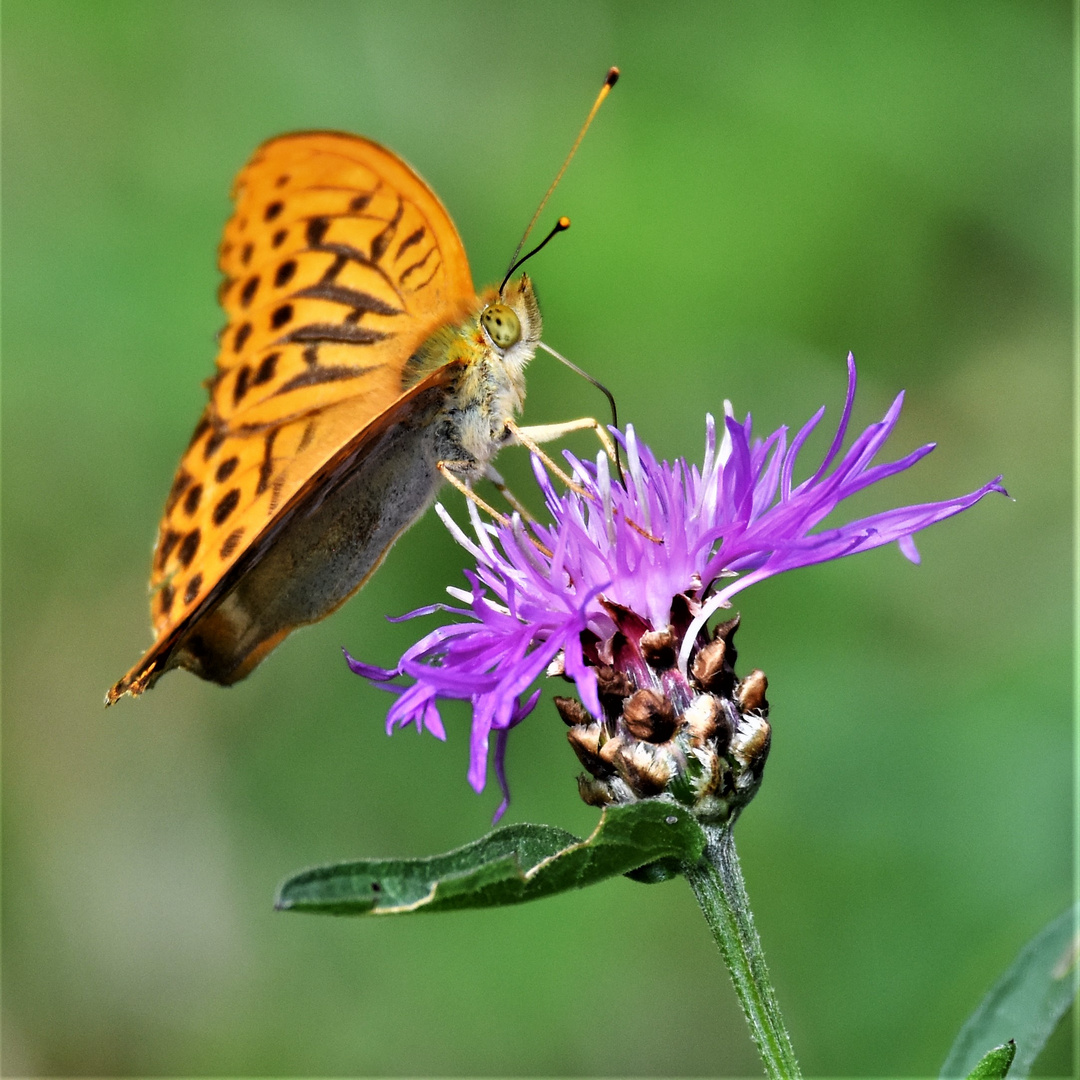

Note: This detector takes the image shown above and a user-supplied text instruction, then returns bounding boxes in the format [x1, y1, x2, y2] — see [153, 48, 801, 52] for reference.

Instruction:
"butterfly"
[106, 71, 618, 706]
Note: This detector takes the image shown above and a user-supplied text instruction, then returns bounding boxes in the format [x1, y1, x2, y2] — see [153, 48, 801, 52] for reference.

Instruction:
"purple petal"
[898, 534, 921, 564]
[491, 689, 540, 823]
[342, 648, 399, 682]
[805, 352, 857, 488]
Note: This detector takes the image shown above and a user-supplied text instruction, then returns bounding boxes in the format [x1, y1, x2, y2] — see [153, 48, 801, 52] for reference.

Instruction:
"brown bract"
[556, 598, 772, 824]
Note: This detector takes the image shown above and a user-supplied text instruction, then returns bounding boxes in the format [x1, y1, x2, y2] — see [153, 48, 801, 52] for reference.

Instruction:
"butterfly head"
[478, 273, 542, 373]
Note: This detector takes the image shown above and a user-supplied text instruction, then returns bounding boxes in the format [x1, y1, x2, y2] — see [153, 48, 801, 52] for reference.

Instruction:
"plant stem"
[682, 821, 802, 1080]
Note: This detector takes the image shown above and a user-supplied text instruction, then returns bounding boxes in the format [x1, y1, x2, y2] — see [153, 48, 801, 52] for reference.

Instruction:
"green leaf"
[276, 800, 708, 916]
[941, 903, 1079, 1079]
[963, 1041, 1015, 1080]
[624, 856, 685, 884]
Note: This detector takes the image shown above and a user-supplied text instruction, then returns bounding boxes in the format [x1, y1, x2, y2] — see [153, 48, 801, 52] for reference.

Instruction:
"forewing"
[112, 133, 476, 697]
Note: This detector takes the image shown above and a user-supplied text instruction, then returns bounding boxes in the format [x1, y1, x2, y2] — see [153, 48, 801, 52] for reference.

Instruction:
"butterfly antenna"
[537, 341, 624, 483]
[501, 66, 619, 293]
[499, 217, 571, 293]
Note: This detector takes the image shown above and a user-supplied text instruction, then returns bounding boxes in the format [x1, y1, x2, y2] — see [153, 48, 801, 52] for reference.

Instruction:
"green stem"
[682, 821, 802, 1080]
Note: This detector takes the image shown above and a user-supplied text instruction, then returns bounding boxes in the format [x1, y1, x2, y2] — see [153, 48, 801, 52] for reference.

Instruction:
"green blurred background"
[3, 1, 1073, 1075]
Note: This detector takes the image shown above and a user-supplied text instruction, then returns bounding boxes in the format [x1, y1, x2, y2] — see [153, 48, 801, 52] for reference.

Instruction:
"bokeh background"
[3, 1, 1073, 1076]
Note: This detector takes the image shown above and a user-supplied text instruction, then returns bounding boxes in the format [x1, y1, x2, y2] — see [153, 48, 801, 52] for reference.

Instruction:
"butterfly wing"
[108, 133, 477, 703]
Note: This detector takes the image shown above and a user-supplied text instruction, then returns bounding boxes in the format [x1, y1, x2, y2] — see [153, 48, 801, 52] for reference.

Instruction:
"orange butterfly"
[107, 71, 618, 705]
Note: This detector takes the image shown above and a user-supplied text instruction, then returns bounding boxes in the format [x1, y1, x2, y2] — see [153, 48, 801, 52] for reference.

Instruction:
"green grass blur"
[2, 1, 1072, 1075]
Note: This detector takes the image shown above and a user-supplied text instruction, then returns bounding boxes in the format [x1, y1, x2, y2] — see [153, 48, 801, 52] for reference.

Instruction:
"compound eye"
[481, 304, 521, 349]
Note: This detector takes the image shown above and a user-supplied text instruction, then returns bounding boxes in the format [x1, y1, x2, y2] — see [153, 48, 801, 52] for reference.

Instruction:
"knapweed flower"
[346, 356, 1005, 821]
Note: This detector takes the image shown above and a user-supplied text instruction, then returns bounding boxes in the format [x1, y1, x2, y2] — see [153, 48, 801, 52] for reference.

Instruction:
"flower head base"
[347, 357, 1005, 820]
[558, 606, 773, 823]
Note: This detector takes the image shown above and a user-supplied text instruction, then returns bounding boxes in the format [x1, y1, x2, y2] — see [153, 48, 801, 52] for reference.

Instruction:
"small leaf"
[941, 903, 1079, 1079]
[276, 801, 707, 916]
[964, 1041, 1015, 1080]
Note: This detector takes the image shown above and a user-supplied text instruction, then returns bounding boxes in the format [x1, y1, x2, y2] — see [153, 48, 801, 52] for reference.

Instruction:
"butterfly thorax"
[405, 274, 541, 476]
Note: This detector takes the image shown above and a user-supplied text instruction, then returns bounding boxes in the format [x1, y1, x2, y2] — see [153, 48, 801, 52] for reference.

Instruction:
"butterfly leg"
[512, 416, 617, 463]
[483, 464, 537, 523]
[506, 418, 614, 497]
[437, 461, 511, 526]
[437, 461, 555, 557]
[507, 419, 661, 546]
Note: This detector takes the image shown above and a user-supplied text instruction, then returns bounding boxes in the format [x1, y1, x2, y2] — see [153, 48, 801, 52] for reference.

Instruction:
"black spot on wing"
[166, 470, 193, 513]
[277, 323, 390, 346]
[292, 283, 402, 316]
[275, 260, 297, 288]
[306, 216, 330, 247]
[203, 429, 226, 461]
[398, 246, 437, 285]
[269, 473, 288, 515]
[157, 529, 181, 569]
[184, 573, 203, 605]
[220, 527, 245, 559]
[216, 456, 239, 482]
[318, 241, 372, 264]
[183, 483, 203, 515]
[395, 226, 425, 259]
[212, 488, 241, 526]
[319, 252, 347, 284]
[158, 582, 175, 615]
[178, 528, 200, 568]
[256, 429, 279, 496]
[273, 364, 382, 395]
[296, 420, 317, 454]
[370, 197, 404, 262]
[409, 259, 442, 291]
[186, 417, 210, 451]
[232, 365, 251, 405]
[240, 276, 259, 307]
[253, 352, 279, 386]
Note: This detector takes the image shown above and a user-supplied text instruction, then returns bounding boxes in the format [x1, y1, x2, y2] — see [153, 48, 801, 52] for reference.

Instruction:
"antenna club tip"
[606, 67, 620, 87]
[557, 216, 571, 229]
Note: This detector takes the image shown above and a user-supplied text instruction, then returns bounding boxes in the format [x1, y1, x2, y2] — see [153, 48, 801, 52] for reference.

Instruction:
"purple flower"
[346, 356, 1006, 820]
